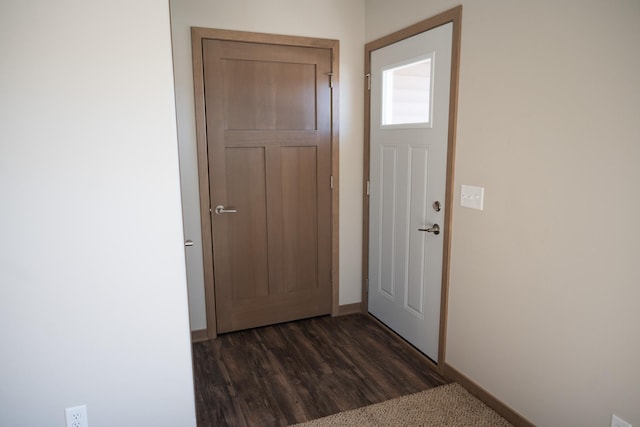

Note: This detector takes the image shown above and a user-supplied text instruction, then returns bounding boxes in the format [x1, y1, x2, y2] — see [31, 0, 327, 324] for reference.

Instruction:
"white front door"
[368, 23, 453, 362]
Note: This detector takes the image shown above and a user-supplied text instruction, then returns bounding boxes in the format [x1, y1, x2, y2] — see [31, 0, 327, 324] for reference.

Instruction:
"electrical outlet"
[612, 414, 632, 427]
[65, 405, 88, 427]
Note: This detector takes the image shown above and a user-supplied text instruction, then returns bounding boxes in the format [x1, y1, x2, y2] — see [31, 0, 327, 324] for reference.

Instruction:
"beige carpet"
[291, 383, 512, 426]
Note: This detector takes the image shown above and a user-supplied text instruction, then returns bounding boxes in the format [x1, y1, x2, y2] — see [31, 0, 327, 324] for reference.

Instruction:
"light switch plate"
[460, 185, 484, 210]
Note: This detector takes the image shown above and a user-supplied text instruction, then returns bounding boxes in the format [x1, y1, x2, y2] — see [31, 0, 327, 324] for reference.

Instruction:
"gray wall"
[366, 1, 640, 426]
[0, 1, 196, 426]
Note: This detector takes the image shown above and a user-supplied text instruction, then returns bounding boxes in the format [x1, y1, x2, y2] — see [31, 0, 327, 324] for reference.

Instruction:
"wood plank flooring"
[192, 313, 449, 427]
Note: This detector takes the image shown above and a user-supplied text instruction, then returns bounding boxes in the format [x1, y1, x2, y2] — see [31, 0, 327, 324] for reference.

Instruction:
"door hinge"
[365, 73, 371, 91]
[366, 180, 370, 196]
[330, 175, 334, 189]
[328, 72, 334, 89]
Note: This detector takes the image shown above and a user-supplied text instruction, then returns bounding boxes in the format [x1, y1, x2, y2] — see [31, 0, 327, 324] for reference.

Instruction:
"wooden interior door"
[202, 39, 333, 333]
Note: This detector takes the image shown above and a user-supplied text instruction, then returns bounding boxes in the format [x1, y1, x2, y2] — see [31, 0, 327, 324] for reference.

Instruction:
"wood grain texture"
[203, 37, 332, 333]
[193, 314, 449, 427]
[192, 27, 338, 50]
[439, 6, 463, 366]
[281, 147, 318, 292]
[224, 147, 269, 300]
[337, 302, 362, 316]
[221, 55, 316, 130]
[361, 43, 372, 315]
[329, 43, 340, 317]
[191, 329, 208, 343]
[191, 29, 218, 339]
[191, 28, 340, 335]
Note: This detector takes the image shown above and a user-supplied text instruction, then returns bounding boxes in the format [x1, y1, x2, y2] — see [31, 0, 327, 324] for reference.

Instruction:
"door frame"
[361, 6, 462, 370]
[191, 28, 340, 339]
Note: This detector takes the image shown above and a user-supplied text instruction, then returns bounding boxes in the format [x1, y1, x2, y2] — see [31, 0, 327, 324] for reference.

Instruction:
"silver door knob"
[214, 205, 237, 215]
[185, 240, 194, 247]
[419, 224, 440, 235]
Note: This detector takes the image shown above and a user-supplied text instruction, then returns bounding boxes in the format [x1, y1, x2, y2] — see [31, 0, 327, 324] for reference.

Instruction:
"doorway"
[362, 7, 462, 366]
[191, 29, 340, 338]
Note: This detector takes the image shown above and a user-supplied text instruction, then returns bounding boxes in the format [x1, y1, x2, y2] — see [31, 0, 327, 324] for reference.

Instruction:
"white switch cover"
[460, 185, 484, 210]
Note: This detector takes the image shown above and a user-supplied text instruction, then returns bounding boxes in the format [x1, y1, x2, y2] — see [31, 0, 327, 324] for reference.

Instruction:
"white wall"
[367, 1, 640, 426]
[170, 0, 366, 330]
[0, 2, 196, 426]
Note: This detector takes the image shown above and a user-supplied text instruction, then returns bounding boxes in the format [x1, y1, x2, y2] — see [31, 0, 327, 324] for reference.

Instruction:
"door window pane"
[382, 56, 433, 126]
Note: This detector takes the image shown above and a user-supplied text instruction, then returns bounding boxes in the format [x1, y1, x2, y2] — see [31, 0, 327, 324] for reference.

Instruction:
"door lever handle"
[419, 224, 440, 235]
[214, 205, 237, 215]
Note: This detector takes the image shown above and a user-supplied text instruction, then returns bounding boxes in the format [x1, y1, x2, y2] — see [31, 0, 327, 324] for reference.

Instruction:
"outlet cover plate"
[65, 405, 88, 427]
[612, 414, 632, 427]
[460, 184, 484, 210]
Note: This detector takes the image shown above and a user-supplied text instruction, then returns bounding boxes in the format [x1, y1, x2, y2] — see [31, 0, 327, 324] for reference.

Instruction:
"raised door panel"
[203, 38, 333, 333]
[224, 147, 269, 300]
[281, 146, 318, 292]
[222, 59, 316, 130]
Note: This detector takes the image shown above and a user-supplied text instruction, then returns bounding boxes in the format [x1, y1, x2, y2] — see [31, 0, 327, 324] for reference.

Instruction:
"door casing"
[362, 6, 462, 371]
[192, 28, 340, 339]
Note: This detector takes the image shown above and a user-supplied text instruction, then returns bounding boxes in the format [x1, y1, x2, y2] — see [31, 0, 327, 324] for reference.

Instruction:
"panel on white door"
[405, 145, 429, 317]
[369, 23, 453, 362]
[378, 145, 397, 299]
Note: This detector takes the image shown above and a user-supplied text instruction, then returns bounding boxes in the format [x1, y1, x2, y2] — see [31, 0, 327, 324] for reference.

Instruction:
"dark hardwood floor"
[192, 313, 449, 427]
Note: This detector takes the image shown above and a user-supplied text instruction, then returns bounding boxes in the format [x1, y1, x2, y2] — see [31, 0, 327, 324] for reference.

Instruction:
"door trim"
[362, 6, 462, 369]
[191, 28, 340, 339]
